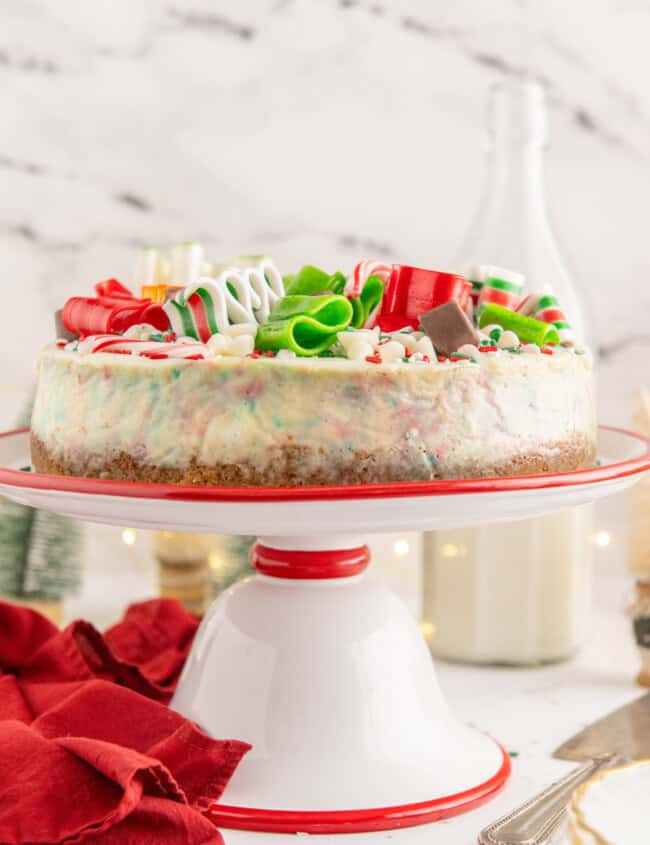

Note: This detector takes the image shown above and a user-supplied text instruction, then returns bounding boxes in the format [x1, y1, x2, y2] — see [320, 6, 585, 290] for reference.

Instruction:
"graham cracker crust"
[31, 432, 597, 487]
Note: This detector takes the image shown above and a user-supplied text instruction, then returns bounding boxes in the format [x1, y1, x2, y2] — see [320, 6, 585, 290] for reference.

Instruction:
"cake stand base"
[172, 536, 510, 834]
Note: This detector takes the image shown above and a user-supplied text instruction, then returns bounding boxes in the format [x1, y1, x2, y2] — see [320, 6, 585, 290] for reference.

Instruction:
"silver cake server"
[479, 692, 650, 844]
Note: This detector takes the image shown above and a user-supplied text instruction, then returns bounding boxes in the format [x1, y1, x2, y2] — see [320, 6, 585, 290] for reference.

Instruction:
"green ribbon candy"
[479, 303, 560, 346]
[256, 294, 353, 356]
[350, 275, 385, 329]
[284, 266, 346, 297]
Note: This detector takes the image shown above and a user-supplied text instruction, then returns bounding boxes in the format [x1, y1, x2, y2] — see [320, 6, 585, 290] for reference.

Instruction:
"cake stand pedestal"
[0, 426, 648, 834]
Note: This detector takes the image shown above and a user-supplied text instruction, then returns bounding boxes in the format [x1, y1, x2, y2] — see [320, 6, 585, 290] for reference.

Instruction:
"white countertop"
[64, 495, 642, 845]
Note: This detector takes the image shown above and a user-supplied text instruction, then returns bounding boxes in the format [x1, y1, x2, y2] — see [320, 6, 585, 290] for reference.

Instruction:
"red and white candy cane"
[345, 260, 392, 299]
[75, 335, 209, 359]
[345, 260, 392, 327]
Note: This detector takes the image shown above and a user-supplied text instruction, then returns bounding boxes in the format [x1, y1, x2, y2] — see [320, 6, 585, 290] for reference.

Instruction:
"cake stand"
[0, 425, 648, 835]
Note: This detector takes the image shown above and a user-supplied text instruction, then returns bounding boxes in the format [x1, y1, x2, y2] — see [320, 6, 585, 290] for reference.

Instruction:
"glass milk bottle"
[421, 79, 594, 665]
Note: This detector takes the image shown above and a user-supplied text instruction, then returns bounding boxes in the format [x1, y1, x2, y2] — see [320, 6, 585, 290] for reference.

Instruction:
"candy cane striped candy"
[345, 260, 392, 299]
[477, 266, 525, 314]
[76, 335, 209, 359]
[345, 260, 392, 327]
[165, 260, 285, 342]
[517, 293, 574, 344]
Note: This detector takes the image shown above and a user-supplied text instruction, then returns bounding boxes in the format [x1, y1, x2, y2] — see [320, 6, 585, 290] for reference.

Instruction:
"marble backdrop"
[2, 0, 649, 426]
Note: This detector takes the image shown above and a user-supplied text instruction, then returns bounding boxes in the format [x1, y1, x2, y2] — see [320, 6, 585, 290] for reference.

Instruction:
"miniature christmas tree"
[0, 395, 81, 623]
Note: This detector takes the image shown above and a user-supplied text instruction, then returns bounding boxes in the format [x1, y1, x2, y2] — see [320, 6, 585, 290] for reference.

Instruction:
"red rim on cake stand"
[0, 425, 648, 835]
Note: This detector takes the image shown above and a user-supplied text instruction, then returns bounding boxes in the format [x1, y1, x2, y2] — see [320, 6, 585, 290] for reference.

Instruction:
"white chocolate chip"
[207, 334, 231, 354]
[276, 348, 297, 360]
[337, 329, 377, 351]
[457, 343, 479, 357]
[389, 332, 415, 348]
[413, 336, 435, 357]
[379, 340, 405, 363]
[226, 334, 255, 356]
[521, 343, 541, 354]
[497, 330, 519, 349]
[346, 340, 375, 361]
[123, 323, 160, 339]
[225, 322, 258, 338]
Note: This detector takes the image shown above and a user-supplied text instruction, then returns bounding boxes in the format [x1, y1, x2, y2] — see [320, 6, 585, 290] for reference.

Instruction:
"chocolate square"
[419, 300, 479, 357]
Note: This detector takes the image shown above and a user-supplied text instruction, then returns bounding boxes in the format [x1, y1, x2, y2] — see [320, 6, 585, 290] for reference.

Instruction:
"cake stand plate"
[0, 426, 647, 533]
[0, 425, 647, 835]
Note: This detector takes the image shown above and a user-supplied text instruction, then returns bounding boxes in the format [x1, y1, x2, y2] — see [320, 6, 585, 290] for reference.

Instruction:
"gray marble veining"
[1, 0, 648, 428]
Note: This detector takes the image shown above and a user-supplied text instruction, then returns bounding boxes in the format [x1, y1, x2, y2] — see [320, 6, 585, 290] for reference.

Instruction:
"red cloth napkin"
[0, 599, 251, 845]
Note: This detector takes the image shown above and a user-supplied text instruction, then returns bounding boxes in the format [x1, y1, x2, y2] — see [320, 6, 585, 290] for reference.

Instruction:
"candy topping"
[255, 294, 353, 357]
[478, 303, 560, 346]
[62, 280, 169, 337]
[164, 260, 285, 342]
[516, 293, 574, 344]
[378, 265, 472, 332]
[419, 300, 480, 358]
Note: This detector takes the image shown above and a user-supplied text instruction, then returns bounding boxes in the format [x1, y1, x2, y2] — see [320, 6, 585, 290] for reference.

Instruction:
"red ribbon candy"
[376, 265, 471, 332]
[62, 279, 170, 337]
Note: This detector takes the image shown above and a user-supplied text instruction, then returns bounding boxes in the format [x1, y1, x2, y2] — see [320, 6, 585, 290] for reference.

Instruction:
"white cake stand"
[0, 425, 648, 835]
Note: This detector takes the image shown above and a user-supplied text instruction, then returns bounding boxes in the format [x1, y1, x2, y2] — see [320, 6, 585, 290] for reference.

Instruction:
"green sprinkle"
[19, 465, 32, 472]
[508, 750, 519, 758]
[172, 367, 181, 380]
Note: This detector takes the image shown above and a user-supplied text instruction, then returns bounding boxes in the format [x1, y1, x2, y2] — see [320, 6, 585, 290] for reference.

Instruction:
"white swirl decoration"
[164, 259, 285, 341]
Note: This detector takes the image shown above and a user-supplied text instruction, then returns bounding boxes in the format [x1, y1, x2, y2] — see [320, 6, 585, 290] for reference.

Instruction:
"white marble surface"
[0, 0, 648, 429]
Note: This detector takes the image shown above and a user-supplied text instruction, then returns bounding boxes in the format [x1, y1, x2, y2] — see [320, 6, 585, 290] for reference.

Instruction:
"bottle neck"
[483, 139, 548, 221]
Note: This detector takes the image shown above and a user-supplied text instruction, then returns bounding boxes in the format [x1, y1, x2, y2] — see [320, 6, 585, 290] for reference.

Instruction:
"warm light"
[420, 620, 436, 640]
[441, 543, 460, 558]
[121, 528, 136, 546]
[209, 551, 224, 573]
[592, 531, 612, 548]
[393, 539, 410, 557]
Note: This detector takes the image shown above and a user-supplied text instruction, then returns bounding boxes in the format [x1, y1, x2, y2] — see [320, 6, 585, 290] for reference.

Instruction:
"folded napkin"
[0, 598, 251, 845]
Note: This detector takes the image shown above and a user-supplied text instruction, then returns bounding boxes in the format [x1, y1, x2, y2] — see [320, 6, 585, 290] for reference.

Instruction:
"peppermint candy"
[517, 293, 574, 344]
[345, 260, 391, 327]
[476, 266, 525, 315]
[164, 260, 285, 343]
[75, 335, 209, 359]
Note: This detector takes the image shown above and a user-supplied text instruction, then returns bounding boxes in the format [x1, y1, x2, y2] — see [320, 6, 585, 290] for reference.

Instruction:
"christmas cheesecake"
[31, 245, 596, 487]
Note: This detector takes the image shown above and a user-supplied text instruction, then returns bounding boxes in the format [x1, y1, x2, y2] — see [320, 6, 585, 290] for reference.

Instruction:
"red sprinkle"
[265, 351, 275, 357]
[365, 354, 382, 364]
[247, 352, 262, 359]
[140, 352, 169, 359]
[479, 345, 498, 353]
[422, 355, 431, 363]
[184, 354, 205, 360]
[437, 355, 447, 363]
[404, 347, 412, 357]
[541, 347, 554, 355]
[56, 340, 67, 348]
